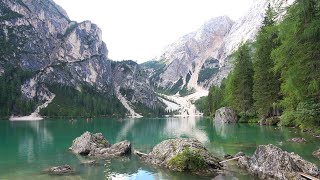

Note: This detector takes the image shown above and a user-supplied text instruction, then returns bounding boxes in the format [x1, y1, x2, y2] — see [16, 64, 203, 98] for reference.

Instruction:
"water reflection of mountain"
[164, 117, 209, 144]
[114, 117, 210, 153]
[10, 121, 54, 163]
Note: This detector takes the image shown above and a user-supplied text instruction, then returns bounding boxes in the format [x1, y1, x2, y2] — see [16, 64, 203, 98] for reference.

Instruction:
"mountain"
[0, 0, 164, 118]
[146, 0, 290, 93]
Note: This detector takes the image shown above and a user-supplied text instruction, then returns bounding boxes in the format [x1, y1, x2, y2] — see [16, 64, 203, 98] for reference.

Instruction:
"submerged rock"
[287, 137, 307, 143]
[313, 149, 320, 160]
[135, 138, 222, 175]
[69, 131, 131, 158]
[42, 164, 75, 175]
[80, 160, 99, 166]
[214, 107, 238, 124]
[238, 144, 319, 179]
[259, 117, 280, 126]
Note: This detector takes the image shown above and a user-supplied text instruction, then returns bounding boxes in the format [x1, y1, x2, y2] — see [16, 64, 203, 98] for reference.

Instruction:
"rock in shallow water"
[69, 131, 131, 158]
[238, 144, 319, 179]
[214, 107, 238, 124]
[135, 138, 222, 175]
[313, 149, 320, 160]
[287, 137, 307, 143]
[42, 164, 75, 175]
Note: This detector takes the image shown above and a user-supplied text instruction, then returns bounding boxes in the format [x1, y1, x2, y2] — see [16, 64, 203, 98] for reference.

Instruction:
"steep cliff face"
[112, 60, 165, 117]
[0, 0, 163, 117]
[148, 16, 234, 93]
[149, 0, 290, 92]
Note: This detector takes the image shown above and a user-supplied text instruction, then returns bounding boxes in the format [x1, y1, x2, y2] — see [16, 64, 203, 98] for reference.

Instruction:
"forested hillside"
[198, 0, 320, 131]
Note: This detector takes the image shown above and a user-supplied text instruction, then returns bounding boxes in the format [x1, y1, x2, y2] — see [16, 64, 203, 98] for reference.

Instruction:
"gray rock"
[42, 164, 74, 175]
[80, 160, 99, 166]
[214, 107, 238, 124]
[287, 138, 307, 143]
[234, 152, 245, 157]
[313, 149, 320, 160]
[69, 131, 131, 158]
[238, 144, 319, 179]
[136, 138, 222, 175]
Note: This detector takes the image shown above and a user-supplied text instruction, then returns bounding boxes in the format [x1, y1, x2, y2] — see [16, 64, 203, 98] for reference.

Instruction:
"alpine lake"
[0, 117, 319, 180]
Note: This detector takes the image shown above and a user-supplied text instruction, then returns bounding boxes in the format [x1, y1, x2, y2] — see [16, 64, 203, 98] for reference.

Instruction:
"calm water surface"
[0, 117, 319, 180]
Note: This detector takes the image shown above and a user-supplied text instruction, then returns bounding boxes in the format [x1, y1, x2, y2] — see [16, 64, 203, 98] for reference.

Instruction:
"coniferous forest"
[197, 0, 320, 132]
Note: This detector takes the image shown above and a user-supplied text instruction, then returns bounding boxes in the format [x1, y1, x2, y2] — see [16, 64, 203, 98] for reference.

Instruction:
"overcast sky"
[54, 0, 254, 62]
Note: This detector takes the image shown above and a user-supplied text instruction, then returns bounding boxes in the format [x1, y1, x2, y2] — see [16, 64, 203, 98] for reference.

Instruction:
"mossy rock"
[168, 147, 207, 171]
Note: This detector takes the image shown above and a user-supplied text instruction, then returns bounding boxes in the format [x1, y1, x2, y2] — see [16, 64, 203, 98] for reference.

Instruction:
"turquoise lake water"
[0, 117, 319, 179]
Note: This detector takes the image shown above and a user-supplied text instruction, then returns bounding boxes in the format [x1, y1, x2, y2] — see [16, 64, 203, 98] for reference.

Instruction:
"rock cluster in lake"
[135, 138, 222, 175]
[238, 144, 319, 179]
[214, 107, 238, 124]
[42, 164, 74, 175]
[69, 131, 131, 158]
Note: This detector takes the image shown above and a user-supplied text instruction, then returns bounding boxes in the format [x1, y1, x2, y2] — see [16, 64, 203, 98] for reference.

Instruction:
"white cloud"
[53, 0, 254, 62]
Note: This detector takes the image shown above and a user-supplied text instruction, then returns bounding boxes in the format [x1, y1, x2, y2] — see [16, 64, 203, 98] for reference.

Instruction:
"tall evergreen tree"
[229, 43, 254, 113]
[272, 0, 320, 127]
[253, 4, 281, 118]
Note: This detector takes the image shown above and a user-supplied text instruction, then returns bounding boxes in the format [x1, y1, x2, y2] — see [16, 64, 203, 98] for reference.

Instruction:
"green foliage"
[141, 60, 165, 70]
[197, 67, 219, 83]
[0, 65, 36, 117]
[179, 87, 195, 97]
[199, 1, 320, 131]
[238, 111, 258, 123]
[228, 43, 254, 113]
[133, 102, 166, 117]
[0, 3, 23, 21]
[157, 77, 184, 95]
[119, 88, 135, 101]
[40, 84, 127, 117]
[253, 4, 281, 118]
[204, 86, 224, 116]
[168, 147, 207, 172]
[194, 97, 207, 114]
[272, 0, 320, 129]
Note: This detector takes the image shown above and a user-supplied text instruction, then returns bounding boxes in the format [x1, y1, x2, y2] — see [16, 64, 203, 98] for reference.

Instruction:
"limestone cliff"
[0, 0, 163, 117]
[148, 0, 291, 92]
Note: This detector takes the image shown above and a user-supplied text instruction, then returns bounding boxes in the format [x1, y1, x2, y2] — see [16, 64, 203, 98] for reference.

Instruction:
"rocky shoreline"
[42, 131, 319, 179]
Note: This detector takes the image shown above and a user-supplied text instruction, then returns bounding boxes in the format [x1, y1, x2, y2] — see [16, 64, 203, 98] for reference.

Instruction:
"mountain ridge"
[0, 0, 164, 118]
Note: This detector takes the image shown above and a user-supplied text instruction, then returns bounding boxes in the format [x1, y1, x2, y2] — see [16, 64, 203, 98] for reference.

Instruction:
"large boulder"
[69, 131, 131, 158]
[214, 107, 238, 124]
[313, 149, 320, 160]
[135, 138, 222, 175]
[238, 144, 319, 179]
[42, 164, 74, 175]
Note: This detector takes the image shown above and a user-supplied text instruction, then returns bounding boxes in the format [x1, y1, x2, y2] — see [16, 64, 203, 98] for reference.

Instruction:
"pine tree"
[228, 43, 254, 113]
[253, 4, 281, 119]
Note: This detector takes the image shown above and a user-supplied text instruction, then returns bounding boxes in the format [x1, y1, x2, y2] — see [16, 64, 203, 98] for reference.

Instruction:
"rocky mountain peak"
[148, 0, 291, 93]
[153, 16, 234, 93]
